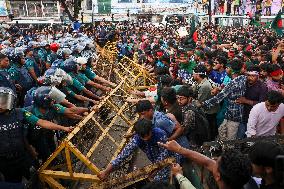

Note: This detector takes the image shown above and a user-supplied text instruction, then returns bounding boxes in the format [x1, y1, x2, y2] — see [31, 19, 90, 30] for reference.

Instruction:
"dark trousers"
[206, 113, 218, 141]
[0, 182, 24, 189]
[29, 131, 56, 162]
[0, 152, 32, 183]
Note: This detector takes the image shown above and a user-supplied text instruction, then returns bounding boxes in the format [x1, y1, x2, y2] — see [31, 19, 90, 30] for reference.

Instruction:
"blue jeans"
[237, 123, 247, 139]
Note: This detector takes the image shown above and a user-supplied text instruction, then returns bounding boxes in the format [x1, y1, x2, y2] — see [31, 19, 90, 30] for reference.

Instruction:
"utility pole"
[92, 1, 95, 26]
[127, 9, 130, 21]
[208, 0, 212, 25]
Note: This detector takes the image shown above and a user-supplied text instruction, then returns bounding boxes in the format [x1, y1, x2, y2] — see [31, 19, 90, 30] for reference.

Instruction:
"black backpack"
[182, 104, 210, 146]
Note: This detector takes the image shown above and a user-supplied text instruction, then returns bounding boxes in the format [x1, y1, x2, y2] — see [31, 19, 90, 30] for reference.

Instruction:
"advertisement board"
[0, 0, 8, 16]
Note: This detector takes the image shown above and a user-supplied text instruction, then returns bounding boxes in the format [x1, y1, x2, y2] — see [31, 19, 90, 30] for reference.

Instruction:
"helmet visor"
[0, 92, 16, 110]
[49, 87, 66, 104]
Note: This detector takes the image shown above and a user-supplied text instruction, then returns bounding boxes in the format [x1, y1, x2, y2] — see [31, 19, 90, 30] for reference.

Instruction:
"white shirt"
[176, 174, 196, 189]
[246, 102, 284, 137]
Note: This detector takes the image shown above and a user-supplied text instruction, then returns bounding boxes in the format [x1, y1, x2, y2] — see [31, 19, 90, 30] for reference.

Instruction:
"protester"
[158, 140, 252, 189]
[246, 90, 284, 137]
[0, 15, 283, 188]
[235, 65, 268, 139]
[249, 141, 284, 189]
[98, 119, 179, 181]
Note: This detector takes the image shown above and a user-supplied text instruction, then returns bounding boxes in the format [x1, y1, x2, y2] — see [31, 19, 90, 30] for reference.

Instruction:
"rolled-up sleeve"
[176, 174, 196, 189]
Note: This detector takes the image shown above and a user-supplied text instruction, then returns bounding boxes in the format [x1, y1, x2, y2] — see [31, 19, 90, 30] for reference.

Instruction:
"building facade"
[5, 0, 60, 22]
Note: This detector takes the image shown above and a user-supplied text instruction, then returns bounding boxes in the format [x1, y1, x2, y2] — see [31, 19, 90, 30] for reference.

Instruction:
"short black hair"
[193, 64, 207, 78]
[229, 59, 244, 72]
[216, 55, 227, 65]
[0, 53, 7, 61]
[266, 90, 283, 105]
[246, 65, 260, 72]
[155, 67, 170, 76]
[142, 181, 175, 189]
[169, 79, 183, 87]
[243, 51, 252, 57]
[177, 85, 194, 98]
[219, 149, 251, 189]
[136, 100, 153, 113]
[249, 141, 284, 167]
[157, 74, 172, 87]
[259, 62, 269, 71]
[160, 87, 177, 105]
[267, 64, 282, 74]
[134, 118, 153, 138]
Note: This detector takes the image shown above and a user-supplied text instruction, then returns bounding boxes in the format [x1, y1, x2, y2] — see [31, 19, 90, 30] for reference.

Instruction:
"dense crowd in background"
[0, 18, 284, 189]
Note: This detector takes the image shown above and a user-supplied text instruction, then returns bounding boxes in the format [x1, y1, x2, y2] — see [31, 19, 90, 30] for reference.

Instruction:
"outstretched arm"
[36, 119, 73, 132]
[158, 140, 216, 172]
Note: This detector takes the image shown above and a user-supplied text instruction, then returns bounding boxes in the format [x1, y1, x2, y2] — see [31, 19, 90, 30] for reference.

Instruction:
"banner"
[0, 0, 8, 16]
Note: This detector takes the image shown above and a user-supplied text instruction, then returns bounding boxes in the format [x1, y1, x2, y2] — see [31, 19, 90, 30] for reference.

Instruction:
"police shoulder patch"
[54, 106, 60, 111]
[25, 111, 32, 117]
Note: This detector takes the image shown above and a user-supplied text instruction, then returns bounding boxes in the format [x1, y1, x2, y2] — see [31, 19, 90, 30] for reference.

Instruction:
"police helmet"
[15, 41, 24, 47]
[28, 41, 38, 48]
[75, 57, 87, 65]
[54, 68, 73, 85]
[34, 86, 66, 108]
[15, 47, 25, 56]
[63, 48, 72, 55]
[81, 50, 93, 60]
[0, 87, 16, 110]
[39, 41, 48, 47]
[61, 60, 78, 73]
[38, 75, 63, 86]
[34, 86, 54, 108]
[2, 40, 11, 47]
[44, 68, 56, 76]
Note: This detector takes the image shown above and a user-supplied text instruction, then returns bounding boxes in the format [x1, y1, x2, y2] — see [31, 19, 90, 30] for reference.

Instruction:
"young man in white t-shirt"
[246, 90, 284, 137]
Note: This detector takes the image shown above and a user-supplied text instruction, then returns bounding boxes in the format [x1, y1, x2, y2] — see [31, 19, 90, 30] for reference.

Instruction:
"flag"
[192, 30, 198, 43]
[251, 19, 261, 27]
[189, 16, 198, 43]
[264, 21, 271, 28]
[183, 16, 197, 46]
[271, 10, 283, 36]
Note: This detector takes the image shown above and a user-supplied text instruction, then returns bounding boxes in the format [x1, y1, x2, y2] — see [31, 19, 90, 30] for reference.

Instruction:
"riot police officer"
[45, 68, 98, 106]
[25, 48, 41, 84]
[0, 87, 72, 183]
[38, 41, 51, 71]
[9, 50, 34, 105]
[61, 59, 102, 101]
[0, 53, 16, 93]
[24, 86, 84, 161]
[83, 56, 116, 88]
[47, 43, 60, 69]
[75, 57, 111, 92]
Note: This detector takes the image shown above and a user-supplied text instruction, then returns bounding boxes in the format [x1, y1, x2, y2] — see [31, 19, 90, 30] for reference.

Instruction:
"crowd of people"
[0, 18, 284, 189]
